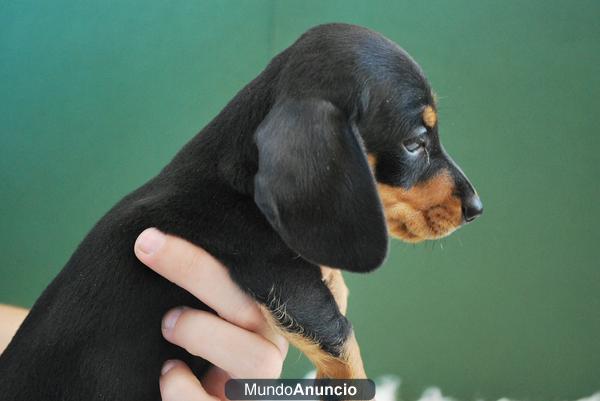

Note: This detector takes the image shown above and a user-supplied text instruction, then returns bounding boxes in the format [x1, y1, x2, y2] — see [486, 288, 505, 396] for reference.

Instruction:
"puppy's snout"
[461, 193, 483, 223]
[441, 150, 483, 224]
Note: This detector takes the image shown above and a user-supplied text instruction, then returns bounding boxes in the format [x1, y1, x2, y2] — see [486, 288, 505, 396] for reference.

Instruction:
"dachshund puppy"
[0, 23, 482, 400]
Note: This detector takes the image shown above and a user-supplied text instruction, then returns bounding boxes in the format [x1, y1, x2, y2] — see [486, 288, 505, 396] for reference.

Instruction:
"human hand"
[135, 228, 288, 401]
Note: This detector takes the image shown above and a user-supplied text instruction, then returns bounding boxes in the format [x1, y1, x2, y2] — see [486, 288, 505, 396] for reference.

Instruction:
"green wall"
[1, 1, 598, 400]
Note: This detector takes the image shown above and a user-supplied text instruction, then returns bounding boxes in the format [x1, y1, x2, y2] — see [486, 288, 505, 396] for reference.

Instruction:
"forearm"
[0, 304, 28, 354]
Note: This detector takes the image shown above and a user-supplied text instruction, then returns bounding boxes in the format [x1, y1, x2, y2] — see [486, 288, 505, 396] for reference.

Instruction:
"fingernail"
[136, 228, 165, 255]
[273, 334, 289, 358]
[162, 307, 184, 332]
[161, 359, 178, 375]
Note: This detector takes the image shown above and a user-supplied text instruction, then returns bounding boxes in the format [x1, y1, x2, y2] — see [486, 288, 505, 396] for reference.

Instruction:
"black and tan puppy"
[0, 23, 482, 400]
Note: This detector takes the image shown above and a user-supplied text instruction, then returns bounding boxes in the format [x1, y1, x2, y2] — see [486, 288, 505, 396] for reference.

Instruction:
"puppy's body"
[1, 47, 287, 400]
[0, 24, 482, 400]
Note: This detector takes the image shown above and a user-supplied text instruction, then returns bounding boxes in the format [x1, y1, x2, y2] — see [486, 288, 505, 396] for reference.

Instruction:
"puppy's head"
[253, 24, 482, 272]
[362, 101, 482, 244]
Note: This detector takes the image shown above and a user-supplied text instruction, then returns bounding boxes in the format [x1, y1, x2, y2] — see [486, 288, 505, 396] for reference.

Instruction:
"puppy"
[0, 23, 482, 400]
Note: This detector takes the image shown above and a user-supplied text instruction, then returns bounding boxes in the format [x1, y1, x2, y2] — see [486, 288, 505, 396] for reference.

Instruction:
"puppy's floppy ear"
[254, 98, 388, 272]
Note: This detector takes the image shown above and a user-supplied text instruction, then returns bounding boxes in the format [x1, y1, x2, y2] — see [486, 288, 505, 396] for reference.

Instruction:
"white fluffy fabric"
[373, 376, 600, 401]
[305, 372, 600, 401]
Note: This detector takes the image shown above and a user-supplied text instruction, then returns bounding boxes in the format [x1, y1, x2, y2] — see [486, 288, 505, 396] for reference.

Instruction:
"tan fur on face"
[367, 155, 462, 242]
[422, 105, 437, 128]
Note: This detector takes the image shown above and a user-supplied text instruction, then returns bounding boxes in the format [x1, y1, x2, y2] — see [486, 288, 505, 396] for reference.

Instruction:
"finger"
[162, 308, 284, 379]
[201, 366, 231, 400]
[160, 360, 218, 401]
[134, 228, 287, 356]
[134, 228, 264, 330]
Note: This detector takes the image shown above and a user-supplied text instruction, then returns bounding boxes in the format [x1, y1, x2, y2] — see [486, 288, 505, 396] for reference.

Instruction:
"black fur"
[255, 97, 387, 271]
[0, 23, 481, 400]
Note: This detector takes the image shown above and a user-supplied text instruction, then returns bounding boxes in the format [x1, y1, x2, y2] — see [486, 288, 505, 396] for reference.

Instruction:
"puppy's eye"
[403, 138, 425, 153]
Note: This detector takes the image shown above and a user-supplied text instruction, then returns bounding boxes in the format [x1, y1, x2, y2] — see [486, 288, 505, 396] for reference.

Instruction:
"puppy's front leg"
[258, 266, 367, 379]
[317, 267, 367, 379]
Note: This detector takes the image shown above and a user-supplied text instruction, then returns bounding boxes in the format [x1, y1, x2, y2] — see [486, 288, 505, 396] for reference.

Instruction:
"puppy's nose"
[462, 194, 483, 223]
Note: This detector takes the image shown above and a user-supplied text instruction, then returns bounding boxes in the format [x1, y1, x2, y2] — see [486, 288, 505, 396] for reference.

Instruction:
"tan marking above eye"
[367, 154, 376, 171]
[422, 105, 437, 128]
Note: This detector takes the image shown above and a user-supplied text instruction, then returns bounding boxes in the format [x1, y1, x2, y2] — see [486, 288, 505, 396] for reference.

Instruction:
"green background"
[1, 1, 598, 400]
